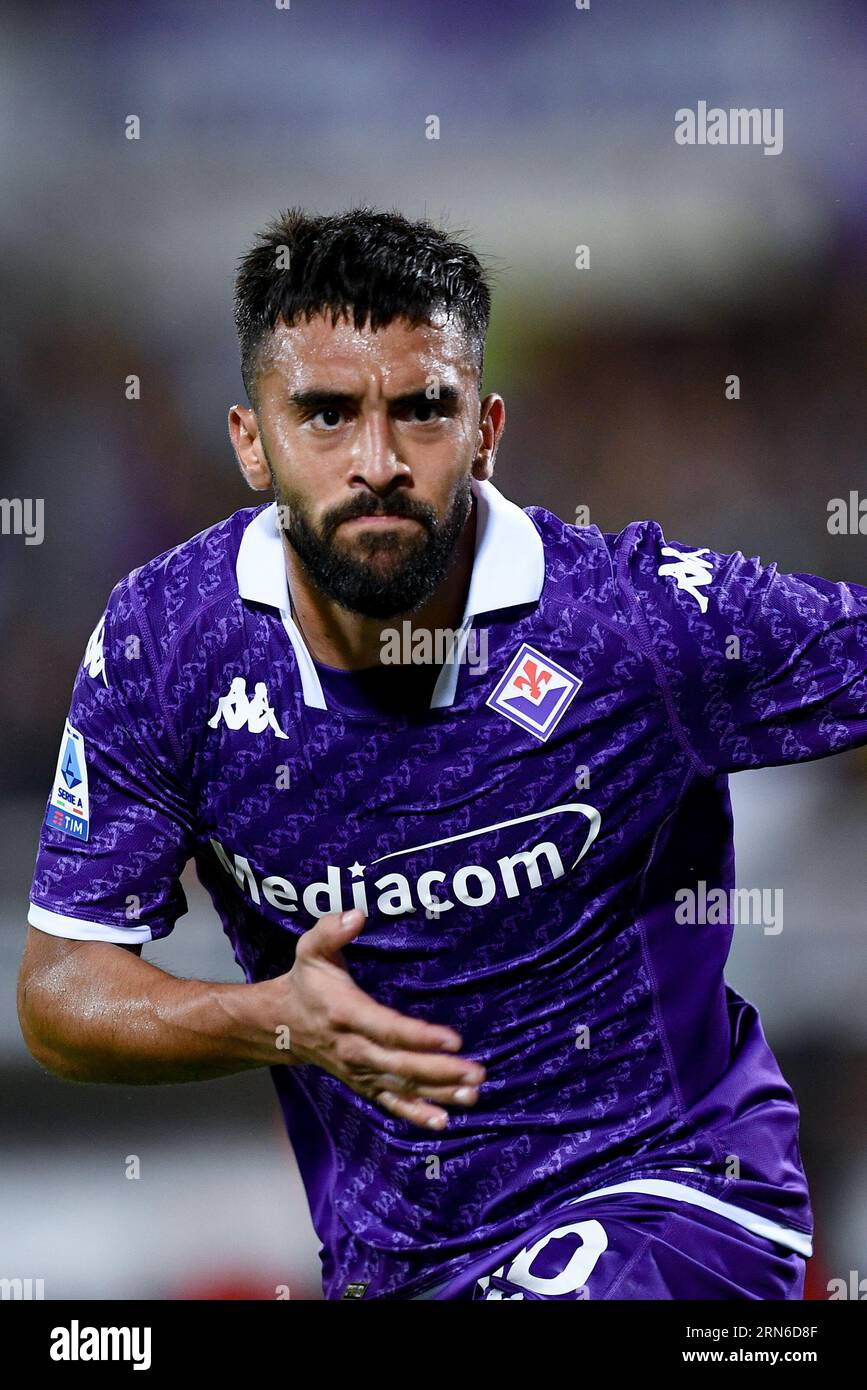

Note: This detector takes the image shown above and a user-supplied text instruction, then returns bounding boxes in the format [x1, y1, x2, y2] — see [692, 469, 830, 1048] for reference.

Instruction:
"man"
[18, 208, 867, 1301]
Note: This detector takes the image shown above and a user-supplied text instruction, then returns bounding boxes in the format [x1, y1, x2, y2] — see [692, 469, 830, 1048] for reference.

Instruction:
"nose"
[351, 409, 411, 492]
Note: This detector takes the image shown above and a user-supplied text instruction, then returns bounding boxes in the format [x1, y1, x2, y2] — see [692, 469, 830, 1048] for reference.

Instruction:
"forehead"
[257, 310, 475, 392]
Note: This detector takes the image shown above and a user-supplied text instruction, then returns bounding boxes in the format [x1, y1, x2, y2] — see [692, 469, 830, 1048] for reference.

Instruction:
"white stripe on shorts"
[564, 1177, 813, 1257]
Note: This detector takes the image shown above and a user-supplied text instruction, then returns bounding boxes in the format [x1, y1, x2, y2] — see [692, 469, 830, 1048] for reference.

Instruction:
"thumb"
[302, 907, 367, 961]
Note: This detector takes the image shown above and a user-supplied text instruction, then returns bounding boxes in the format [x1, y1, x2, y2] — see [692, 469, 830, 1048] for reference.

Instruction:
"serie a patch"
[45, 720, 90, 841]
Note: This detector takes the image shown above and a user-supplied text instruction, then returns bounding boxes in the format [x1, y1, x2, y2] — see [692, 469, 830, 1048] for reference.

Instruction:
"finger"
[377, 1090, 450, 1130]
[387, 1081, 481, 1106]
[338, 994, 463, 1054]
[344, 1042, 485, 1089]
[297, 908, 367, 963]
[342, 1061, 481, 1104]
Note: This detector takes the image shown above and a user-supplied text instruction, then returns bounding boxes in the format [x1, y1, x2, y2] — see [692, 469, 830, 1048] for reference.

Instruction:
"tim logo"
[487, 644, 582, 742]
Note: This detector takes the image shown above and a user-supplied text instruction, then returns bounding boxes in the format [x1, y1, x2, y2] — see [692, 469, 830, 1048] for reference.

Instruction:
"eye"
[402, 400, 445, 424]
[311, 407, 345, 429]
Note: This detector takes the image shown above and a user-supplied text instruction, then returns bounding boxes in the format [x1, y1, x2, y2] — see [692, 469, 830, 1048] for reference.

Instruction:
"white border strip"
[28, 902, 155, 944]
[566, 1178, 813, 1256]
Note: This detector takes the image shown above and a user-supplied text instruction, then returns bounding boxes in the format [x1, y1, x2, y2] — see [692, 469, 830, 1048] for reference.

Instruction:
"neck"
[283, 499, 478, 671]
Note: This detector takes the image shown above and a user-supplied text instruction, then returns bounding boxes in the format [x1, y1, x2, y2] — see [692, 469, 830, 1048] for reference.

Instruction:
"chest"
[188, 614, 687, 953]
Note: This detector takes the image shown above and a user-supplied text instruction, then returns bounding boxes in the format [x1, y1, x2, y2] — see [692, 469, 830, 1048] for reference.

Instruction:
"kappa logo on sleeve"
[657, 547, 714, 613]
[487, 644, 583, 742]
[46, 721, 90, 841]
[83, 614, 108, 685]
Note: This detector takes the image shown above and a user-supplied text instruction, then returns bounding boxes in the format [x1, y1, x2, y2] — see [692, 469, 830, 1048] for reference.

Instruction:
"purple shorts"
[413, 1192, 808, 1300]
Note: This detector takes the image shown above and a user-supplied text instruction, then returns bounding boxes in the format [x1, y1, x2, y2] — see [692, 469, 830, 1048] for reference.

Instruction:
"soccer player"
[18, 209, 867, 1301]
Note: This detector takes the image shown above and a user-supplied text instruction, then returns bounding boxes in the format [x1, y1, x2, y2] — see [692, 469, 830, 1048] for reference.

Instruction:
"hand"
[276, 908, 485, 1129]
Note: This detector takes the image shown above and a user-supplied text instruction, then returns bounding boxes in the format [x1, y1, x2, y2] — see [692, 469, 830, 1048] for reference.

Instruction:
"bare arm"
[17, 909, 485, 1128]
[17, 923, 275, 1085]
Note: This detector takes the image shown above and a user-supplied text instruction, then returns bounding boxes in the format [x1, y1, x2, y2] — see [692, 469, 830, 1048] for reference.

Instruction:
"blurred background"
[1, 0, 865, 1299]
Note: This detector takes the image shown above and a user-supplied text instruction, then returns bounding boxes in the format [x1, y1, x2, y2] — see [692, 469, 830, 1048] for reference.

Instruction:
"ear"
[472, 394, 505, 482]
[228, 405, 272, 491]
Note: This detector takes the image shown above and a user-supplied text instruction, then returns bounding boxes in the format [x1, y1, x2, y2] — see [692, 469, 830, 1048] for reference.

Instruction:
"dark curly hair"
[233, 206, 492, 404]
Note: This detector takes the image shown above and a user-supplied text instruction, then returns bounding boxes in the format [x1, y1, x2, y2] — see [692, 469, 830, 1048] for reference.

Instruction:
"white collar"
[235, 477, 544, 710]
[235, 475, 545, 619]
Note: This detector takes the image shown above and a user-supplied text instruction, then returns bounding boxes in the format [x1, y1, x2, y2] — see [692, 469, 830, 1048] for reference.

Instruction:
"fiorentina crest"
[486, 643, 582, 742]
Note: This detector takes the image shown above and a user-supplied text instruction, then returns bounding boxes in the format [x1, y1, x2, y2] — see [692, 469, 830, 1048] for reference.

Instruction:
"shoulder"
[522, 503, 615, 589]
[600, 520, 717, 606]
[525, 506, 713, 612]
[101, 504, 268, 659]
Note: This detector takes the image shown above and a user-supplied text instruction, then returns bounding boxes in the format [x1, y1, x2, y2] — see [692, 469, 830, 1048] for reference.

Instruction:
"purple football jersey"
[28, 478, 867, 1299]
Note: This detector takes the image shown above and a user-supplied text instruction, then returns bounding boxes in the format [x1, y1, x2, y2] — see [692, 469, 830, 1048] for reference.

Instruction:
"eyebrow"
[287, 384, 462, 411]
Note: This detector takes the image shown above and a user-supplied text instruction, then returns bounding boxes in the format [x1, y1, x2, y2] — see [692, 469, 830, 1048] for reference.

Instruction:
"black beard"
[274, 477, 474, 620]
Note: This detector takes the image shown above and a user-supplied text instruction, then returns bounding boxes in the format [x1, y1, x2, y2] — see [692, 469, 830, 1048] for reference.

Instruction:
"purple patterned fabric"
[28, 484, 867, 1298]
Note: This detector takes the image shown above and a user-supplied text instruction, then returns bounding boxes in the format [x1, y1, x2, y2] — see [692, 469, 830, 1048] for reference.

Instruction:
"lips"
[340, 515, 421, 528]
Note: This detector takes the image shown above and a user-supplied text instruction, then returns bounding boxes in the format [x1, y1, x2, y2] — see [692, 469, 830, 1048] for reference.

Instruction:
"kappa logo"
[83, 615, 108, 686]
[487, 644, 583, 742]
[208, 677, 289, 739]
[657, 547, 714, 613]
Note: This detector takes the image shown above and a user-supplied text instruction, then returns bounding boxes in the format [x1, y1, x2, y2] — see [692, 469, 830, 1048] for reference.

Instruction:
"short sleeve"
[613, 521, 867, 775]
[28, 575, 195, 943]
